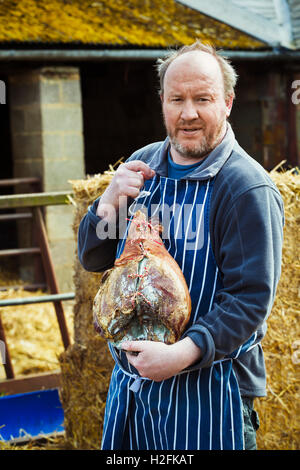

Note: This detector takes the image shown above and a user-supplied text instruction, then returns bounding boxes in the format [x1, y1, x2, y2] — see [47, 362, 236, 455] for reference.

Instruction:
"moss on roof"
[0, 0, 266, 49]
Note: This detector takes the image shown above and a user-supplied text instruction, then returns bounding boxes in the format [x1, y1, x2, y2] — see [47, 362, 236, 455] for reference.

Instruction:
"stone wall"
[9, 66, 85, 291]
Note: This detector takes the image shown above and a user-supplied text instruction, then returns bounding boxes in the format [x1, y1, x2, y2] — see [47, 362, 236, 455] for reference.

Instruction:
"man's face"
[161, 51, 233, 164]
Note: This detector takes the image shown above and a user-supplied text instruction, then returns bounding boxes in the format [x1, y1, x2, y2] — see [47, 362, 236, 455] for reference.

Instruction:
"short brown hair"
[156, 40, 238, 100]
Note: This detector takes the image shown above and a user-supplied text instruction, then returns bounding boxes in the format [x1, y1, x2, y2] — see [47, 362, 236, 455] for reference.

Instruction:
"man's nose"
[180, 100, 199, 120]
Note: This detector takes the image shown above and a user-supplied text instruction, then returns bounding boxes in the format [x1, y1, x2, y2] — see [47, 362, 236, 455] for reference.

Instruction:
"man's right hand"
[96, 161, 155, 220]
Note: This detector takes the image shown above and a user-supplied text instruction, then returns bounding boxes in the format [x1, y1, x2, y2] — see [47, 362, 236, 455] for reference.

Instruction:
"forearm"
[171, 336, 202, 370]
[78, 197, 119, 272]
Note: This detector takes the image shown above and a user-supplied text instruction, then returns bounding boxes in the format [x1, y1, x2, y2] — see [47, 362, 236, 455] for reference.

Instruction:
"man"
[78, 41, 284, 450]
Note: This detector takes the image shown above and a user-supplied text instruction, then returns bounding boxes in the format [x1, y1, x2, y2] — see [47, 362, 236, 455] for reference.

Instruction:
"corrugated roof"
[178, 0, 300, 50]
[231, 0, 278, 21]
[289, 0, 300, 47]
[230, 0, 296, 48]
[0, 0, 266, 49]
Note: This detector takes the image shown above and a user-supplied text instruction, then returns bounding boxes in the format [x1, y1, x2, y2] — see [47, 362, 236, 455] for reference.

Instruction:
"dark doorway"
[0, 75, 19, 275]
[80, 61, 166, 175]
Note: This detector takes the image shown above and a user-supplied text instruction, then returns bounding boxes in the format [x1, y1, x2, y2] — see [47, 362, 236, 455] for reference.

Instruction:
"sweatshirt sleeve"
[183, 184, 284, 369]
[77, 197, 119, 272]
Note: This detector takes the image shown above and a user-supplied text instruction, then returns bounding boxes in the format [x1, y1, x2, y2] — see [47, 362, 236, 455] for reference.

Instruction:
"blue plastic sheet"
[0, 388, 64, 441]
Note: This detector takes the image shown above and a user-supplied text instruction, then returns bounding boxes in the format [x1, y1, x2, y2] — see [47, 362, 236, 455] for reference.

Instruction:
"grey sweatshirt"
[77, 125, 284, 397]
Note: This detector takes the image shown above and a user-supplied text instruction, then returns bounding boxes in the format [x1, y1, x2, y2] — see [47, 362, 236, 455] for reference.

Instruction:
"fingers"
[126, 351, 139, 356]
[113, 161, 154, 200]
[126, 175, 145, 192]
[97, 161, 155, 216]
[122, 341, 150, 372]
[124, 161, 155, 180]
[122, 341, 141, 361]
[121, 340, 143, 353]
[114, 174, 143, 199]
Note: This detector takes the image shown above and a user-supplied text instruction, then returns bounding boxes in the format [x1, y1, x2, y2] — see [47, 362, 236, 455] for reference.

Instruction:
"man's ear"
[226, 94, 234, 117]
[160, 93, 164, 104]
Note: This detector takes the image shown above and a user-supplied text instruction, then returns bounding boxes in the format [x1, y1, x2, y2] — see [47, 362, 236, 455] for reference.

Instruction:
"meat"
[93, 210, 191, 348]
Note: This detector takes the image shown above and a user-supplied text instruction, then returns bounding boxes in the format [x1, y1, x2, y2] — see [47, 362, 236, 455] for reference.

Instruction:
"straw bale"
[57, 168, 116, 449]
[59, 337, 114, 449]
[72, 268, 103, 345]
[0, 288, 74, 379]
[68, 167, 116, 345]
[254, 166, 300, 450]
[0, 435, 68, 450]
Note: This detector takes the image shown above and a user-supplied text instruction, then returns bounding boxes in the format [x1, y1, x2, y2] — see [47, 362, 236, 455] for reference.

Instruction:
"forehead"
[164, 50, 224, 93]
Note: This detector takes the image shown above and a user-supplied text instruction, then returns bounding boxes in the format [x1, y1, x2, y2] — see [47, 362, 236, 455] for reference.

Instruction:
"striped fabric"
[101, 174, 255, 450]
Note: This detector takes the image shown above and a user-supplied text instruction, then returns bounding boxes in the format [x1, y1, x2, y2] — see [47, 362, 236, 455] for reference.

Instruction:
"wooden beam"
[0, 191, 73, 209]
[0, 247, 40, 257]
[0, 371, 61, 395]
[0, 212, 32, 221]
[176, 0, 282, 47]
[33, 207, 71, 350]
[0, 177, 40, 188]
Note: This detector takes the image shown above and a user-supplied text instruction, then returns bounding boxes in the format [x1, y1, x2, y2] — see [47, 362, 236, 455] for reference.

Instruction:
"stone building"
[0, 0, 299, 291]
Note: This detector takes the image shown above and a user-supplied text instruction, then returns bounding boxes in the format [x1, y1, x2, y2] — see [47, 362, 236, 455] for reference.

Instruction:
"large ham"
[93, 210, 191, 348]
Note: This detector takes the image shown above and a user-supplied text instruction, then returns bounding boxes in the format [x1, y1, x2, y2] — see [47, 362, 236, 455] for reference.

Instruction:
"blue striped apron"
[101, 174, 258, 450]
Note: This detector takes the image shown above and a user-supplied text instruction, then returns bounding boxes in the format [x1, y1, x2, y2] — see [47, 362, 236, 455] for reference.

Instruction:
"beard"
[165, 118, 227, 160]
[170, 133, 213, 160]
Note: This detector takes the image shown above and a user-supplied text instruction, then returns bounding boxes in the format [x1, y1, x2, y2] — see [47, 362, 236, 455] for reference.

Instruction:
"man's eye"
[172, 98, 182, 102]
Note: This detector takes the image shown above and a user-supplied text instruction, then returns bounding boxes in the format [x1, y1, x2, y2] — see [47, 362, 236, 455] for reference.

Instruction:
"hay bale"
[69, 169, 116, 345]
[58, 169, 116, 449]
[255, 166, 300, 450]
[60, 164, 299, 450]
[0, 288, 74, 379]
[59, 337, 114, 449]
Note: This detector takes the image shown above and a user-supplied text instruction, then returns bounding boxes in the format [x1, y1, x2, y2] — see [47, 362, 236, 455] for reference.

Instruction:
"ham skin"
[93, 210, 191, 348]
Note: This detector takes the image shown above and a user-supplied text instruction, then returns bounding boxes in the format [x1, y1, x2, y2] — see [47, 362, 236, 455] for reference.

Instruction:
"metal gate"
[0, 181, 74, 395]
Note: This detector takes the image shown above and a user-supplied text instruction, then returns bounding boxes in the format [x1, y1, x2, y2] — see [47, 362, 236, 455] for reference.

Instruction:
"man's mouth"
[179, 128, 202, 135]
